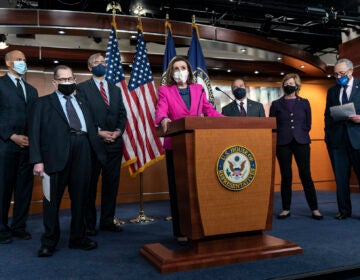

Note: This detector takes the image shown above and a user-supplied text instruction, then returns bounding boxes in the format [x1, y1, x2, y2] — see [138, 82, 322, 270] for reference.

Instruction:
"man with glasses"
[29, 65, 106, 257]
[0, 50, 38, 244]
[325, 58, 360, 220]
[77, 53, 127, 235]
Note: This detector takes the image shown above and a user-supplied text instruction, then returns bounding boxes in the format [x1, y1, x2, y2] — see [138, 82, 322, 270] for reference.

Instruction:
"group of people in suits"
[0, 50, 359, 254]
[0, 50, 127, 258]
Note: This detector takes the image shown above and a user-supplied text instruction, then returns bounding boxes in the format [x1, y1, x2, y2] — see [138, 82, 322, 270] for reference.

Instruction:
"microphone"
[215, 87, 234, 101]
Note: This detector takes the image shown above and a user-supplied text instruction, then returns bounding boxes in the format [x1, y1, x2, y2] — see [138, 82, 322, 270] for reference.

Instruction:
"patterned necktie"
[63, 95, 82, 130]
[100, 81, 109, 107]
[16, 78, 26, 102]
[240, 102, 247, 117]
[342, 85, 348, 104]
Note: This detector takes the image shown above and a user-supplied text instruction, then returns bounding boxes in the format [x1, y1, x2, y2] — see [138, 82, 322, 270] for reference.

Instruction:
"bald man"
[0, 50, 38, 244]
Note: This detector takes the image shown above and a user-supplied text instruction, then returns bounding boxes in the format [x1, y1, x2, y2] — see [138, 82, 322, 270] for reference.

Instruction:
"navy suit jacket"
[29, 92, 106, 174]
[221, 99, 265, 117]
[325, 77, 360, 149]
[77, 79, 127, 153]
[0, 74, 38, 152]
[269, 96, 311, 145]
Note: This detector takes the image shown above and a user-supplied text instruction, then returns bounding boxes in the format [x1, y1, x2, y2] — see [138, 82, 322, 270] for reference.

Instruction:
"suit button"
[290, 119, 294, 123]
[290, 113, 294, 116]
[291, 126, 294, 129]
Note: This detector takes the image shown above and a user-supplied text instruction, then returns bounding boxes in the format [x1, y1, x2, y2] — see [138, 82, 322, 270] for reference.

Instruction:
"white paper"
[329, 102, 356, 121]
[42, 172, 51, 202]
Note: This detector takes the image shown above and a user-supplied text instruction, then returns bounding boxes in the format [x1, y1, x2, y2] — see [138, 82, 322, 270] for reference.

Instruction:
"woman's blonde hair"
[282, 73, 301, 94]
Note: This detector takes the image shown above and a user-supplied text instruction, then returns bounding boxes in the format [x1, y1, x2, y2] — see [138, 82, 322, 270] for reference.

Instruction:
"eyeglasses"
[55, 77, 75, 83]
[92, 60, 106, 66]
[333, 70, 350, 78]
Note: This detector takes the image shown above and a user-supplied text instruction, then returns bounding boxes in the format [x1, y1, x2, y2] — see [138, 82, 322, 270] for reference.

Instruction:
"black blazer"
[221, 99, 265, 117]
[0, 74, 38, 152]
[270, 96, 312, 145]
[77, 79, 127, 152]
[325, 77, 360, 149]
[28, 92, 106, 174]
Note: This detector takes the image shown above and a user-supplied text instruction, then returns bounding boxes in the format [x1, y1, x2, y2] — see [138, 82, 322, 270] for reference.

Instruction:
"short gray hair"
[335, 58, 353, 69]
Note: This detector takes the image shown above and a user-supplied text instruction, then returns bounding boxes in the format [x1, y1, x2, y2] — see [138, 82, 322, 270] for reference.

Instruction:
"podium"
[141, 117, 302, 273]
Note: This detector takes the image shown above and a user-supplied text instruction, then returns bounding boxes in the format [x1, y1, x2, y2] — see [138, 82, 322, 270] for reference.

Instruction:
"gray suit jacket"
[221, 99, 265, 117]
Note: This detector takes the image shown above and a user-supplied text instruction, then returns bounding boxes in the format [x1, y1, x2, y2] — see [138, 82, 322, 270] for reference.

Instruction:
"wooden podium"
[141, 117, 302, 273]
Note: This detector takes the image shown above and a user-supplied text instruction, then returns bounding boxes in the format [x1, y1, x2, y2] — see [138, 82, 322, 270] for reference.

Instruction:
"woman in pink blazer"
[155, 56, 222, 244]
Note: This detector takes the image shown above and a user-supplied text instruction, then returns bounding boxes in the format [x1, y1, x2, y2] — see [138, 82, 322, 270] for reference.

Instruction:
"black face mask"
[233, 87, 246, 100]
[283, 85, 297, 95]
[58, 83, 76, 96]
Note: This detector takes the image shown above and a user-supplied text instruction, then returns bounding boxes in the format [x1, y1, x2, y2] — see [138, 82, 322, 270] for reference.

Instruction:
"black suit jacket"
[0, 74, 38, 152]
[221, 99, 265, 117]
[77, 79, 127, 152]
[325, 77, 360, 149]
[28, 92, 106, 173]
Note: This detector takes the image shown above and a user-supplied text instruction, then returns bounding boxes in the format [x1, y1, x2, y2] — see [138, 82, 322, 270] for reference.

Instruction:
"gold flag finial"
[106, 1, 122, 23]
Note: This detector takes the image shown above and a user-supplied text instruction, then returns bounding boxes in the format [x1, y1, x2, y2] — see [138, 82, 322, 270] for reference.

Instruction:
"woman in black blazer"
[269, 73, 323, 220]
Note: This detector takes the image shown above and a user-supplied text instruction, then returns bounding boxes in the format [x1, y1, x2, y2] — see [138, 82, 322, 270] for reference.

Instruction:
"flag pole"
[129, 172, 154, 223]
[129, 16, 155, 223]
[106, 1, 126, 226]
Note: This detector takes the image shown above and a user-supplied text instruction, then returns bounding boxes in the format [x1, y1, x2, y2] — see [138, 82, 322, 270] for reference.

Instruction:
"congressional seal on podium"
[216, 145, 256, 191]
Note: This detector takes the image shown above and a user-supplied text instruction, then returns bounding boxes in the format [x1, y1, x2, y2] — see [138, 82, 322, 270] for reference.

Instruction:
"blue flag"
[187, 24, 215, 105]
[161, 22, 176, 85]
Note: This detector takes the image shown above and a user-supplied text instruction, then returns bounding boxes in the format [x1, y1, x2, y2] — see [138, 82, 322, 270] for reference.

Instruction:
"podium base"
[140, 233, 302, 274]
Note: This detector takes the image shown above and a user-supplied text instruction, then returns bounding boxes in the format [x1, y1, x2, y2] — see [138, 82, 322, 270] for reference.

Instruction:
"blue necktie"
[342, 85, 348, 104]
[63, 95, 82, 130]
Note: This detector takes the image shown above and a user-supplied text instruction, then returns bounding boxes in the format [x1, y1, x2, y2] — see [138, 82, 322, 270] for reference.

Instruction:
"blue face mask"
[13, 61, 27, 75]
[336, 75, 349, 87]
[91, 64, 106, 77]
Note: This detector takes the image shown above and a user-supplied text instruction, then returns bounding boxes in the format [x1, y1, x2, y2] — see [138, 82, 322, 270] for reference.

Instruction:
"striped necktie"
[100, 81, 109, 108]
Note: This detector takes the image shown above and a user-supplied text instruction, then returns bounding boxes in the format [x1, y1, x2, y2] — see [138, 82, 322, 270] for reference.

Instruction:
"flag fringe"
[127, 154, 165, 177]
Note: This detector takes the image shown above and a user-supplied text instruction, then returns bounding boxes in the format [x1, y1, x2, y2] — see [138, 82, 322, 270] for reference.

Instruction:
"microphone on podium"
[215, 87, 235, 101]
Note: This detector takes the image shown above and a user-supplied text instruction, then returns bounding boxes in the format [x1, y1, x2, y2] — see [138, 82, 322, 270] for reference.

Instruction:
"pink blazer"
[155, 83, 223, 150]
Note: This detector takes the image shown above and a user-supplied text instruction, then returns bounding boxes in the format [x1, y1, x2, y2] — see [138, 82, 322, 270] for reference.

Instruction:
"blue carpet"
[2, 190, 360, 279]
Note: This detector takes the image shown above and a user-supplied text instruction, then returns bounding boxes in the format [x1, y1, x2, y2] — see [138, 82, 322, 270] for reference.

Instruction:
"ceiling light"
[300, 65, 305, 68]
[280, 72, 285, 76]
[254, 70, 259, 74]
[277, 57, 282, 61]
[0, 34, 8, 49]
[241, 48, 247, 53]
[327, 74, 332, 78]
[227, 69, 231, 73]
[58, 30, 65, 35]
[53, 60, 59, 64]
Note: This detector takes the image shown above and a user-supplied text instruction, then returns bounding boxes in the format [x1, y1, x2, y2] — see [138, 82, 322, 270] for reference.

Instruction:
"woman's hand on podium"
[161, 118, 171, 133]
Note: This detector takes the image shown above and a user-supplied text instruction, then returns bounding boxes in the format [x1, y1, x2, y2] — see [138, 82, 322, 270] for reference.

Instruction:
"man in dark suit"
[29, 65, 106, 257]
[325, 58, 360, 220]
[77, 53, 127, 235]
[221, 78, 265, 117]
[0, 50, 38, 244]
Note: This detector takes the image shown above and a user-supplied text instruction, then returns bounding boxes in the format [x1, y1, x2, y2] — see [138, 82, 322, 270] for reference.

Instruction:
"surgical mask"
[283, 85, 297, 95]
[92, 64, 106, 77]
[13, 61, 27, 75]
[58, 83, 76, 96]
[336, 75, 349, 87]
[173, 70, 189, 84]
[233, 88, 246, 100]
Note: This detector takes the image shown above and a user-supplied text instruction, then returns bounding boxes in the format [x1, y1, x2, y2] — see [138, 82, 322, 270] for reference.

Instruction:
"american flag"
[126, 26, 164, 175]
[105, 24, 137, 171]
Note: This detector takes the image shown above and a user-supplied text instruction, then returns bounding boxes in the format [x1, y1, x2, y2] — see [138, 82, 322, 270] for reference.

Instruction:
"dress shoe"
[0, 236, 12, 244]
[277, 211, 291, 219]
[335, 213, 351, 220]
[311, 213, 324, 220]
[85, 228, 98, 236]
[37, 246, 55, 257]
[12, 230, 32, 240]
[69, 237, 97, 250]
[100, 223, 123, 232]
